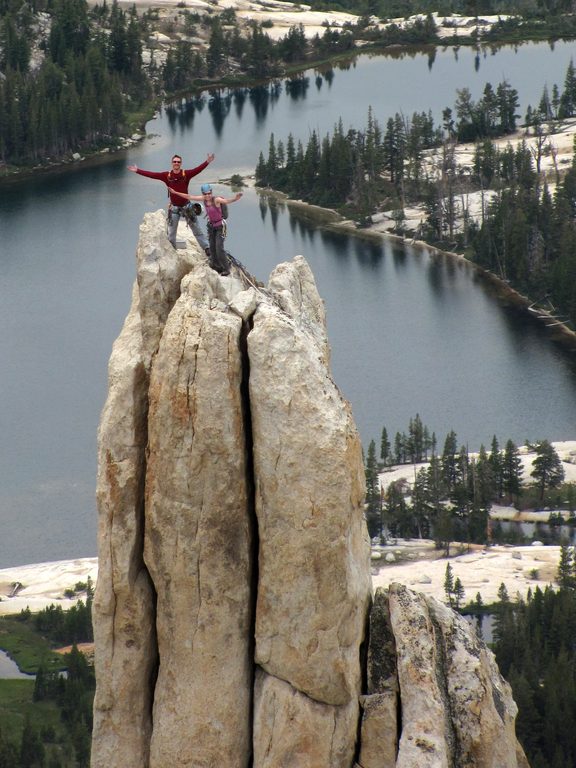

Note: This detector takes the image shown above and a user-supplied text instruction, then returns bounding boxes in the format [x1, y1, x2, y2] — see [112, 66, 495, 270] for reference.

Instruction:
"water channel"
[0, 649, 34, 680]
[2, 41, 576, 567]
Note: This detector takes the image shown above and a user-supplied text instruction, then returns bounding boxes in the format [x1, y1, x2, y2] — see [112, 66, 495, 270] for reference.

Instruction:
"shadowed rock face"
[91, 213, 530, 768]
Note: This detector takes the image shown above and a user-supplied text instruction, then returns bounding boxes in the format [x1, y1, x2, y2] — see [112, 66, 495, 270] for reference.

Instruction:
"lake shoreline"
[257, 186, 576, 354]
[4, 6, 573, 185]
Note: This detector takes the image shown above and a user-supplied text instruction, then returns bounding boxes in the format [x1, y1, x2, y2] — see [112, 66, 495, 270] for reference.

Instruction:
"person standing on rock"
[167, 183, 243, 276]
[127, 153, 215, 252]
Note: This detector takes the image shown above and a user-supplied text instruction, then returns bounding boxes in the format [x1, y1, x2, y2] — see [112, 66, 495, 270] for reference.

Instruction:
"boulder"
[254, 669, 359, 768]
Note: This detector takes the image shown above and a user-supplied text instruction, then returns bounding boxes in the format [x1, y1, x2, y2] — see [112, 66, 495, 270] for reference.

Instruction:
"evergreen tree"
[206, 17, 225, 77]
[411, 466, 430, 539]
[557, 545, 575, 588]
[441, 430, 459, 493]
[559, 58, 576, 118]
[444, 562, 454, 606]
[394, 431, 404, 464]
[386, 480, 410, 538]
[435, 505, 454, 557]
[380, 426, 391, 465]
[531, 440, 565, 502]
[408, 413, 425, 463]
[489, 436, 503, 498]
[266, 132, 278, 181]
[453, 577, 465, 609]
[365, 439, 381, 538]
[383, 116, 402, 186]
[245, 22, 275, 79]
[474, 444, 495, 506]
[255, 151, 267, 186]
[19, 717, 45, 768]
[278, 23, 306, 63]
[496, 80, 519, 134]
[502, 439, 523, 502]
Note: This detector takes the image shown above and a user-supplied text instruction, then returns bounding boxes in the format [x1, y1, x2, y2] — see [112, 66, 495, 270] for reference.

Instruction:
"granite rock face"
[358, 585, 531, 768]
[92, 213, 530, 768]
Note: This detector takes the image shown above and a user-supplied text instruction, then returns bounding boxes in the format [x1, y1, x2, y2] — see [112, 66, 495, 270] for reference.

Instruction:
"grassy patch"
[0, 679, 36, 734]
[0, 680, 78, 766]
[0, 678, 61, 734]
[0, 617, 63, 674]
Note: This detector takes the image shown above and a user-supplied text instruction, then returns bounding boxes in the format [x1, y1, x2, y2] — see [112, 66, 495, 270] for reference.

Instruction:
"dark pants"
[208, 224, 229, 273]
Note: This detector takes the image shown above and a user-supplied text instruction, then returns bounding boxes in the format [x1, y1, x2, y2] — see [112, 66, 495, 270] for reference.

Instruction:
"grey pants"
[167, 205, 209, 251]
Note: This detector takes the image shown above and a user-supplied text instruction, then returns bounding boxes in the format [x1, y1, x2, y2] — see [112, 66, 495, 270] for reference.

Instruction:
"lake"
[2, 41, 576, 567]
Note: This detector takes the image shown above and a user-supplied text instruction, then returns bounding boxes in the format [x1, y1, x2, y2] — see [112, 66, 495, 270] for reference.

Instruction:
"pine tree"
[365, 439, 381, 538]
[502, 439, 523, 502]
[489, 436, 503, 498]
[559, 58, 576, 118]
[380, 427, 391, 465]
[266, 133, 278, 183]
[453, 577, 465, 609]
[531, 440, 565, 502]
[496, 80, 519, 134]
[441, 430, 459, 493]
[411, 467, 430, 539]
[20, 717, 45, 768]
[207, 17, 225, 77]
[474, 444, 495, 506]
[386, 480, 411, 538]
[255, 151, 267, 186]
[557, 545, 575, 588]
[394, 431, 405, 464]
[435, 506, 454, 557]
[408, 413, 425, 463]
[444, 562, 454, 606]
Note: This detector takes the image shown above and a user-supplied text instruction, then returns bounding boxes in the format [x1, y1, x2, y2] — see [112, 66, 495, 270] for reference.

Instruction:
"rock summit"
[91, 212, 528, 768]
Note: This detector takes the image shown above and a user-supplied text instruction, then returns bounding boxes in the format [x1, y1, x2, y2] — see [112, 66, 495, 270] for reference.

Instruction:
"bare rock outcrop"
[357, 586, 530, 768]
[92, 213, 530, 768]
[143, 271, 253, 767]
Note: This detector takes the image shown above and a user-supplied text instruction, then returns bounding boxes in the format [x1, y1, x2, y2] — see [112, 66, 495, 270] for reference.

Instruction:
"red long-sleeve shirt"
[135, 160, 209, 206]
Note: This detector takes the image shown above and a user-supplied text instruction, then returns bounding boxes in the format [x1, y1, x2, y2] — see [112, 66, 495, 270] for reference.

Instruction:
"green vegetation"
[364, 415, 574, 545]
[257, 58, 576, 331]
[0, 591, 95, 767]
[492, 584, 576, 768]
[444, 563, 466, 608]
[0, 0, 152, 168]
[470, 141, 576, 329]
[0, 645, 95, 767]
[6, 0, 576, 172]
[0, 616, 63, 675]
[255, 77, 520, 217]
[0, 0, 358, 170]
[0, 578, 93, 673]
[309, 0, 576, 21]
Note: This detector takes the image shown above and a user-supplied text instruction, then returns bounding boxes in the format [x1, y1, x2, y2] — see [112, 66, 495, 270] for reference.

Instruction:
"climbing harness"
[167, 201, 204, 237]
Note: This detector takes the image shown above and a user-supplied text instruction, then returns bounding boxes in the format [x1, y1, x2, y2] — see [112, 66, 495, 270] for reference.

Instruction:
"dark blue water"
[2, 42, 576, 567]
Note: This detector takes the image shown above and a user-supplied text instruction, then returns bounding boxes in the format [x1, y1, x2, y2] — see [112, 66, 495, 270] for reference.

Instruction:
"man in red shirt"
[128, 152, 215, 251]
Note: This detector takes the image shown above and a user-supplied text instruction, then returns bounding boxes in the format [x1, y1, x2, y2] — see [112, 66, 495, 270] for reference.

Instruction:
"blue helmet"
[200, 183, 212, 194]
